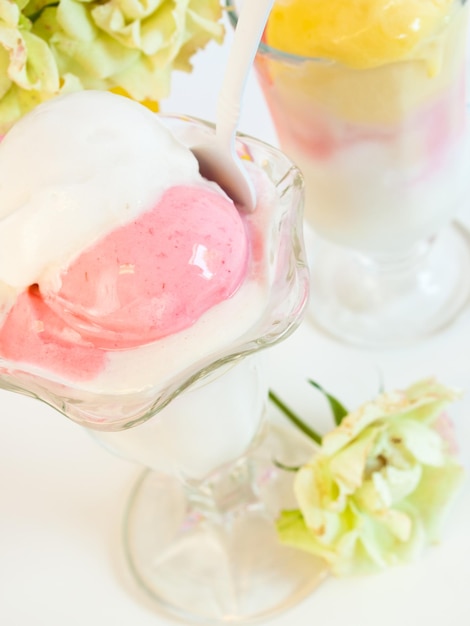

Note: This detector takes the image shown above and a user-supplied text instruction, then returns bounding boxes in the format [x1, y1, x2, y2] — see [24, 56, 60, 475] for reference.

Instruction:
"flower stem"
[268, 390, 323, 445]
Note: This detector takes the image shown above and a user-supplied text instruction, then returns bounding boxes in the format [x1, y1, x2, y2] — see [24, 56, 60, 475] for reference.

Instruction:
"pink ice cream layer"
[263, 72, 466, 169]
[0, 185, 249, 380]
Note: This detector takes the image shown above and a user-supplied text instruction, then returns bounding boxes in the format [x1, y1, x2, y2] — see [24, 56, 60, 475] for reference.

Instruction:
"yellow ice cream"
[259, 0, 466, 124]
[266, 0, 456, 68]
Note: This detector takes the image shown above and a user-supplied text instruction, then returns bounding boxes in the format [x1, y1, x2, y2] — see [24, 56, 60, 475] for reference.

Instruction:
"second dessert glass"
[0, 115, 327, 624]
[227, 0, 470, 347]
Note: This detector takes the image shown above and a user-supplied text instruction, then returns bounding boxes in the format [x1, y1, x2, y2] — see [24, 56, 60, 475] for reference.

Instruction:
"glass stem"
[358, 236, 434, 277]
[181, 419, 269, 528]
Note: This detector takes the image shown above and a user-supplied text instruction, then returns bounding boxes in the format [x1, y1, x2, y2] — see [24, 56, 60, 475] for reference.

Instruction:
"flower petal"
[407, 462, 465, 541]
[394, 418, 446, 466]
[276, 509, 337, 566]
[328, 426, 379, 492]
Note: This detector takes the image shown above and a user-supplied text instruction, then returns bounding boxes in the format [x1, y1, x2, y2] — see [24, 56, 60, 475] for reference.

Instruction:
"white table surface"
[2, 21, 470, 626]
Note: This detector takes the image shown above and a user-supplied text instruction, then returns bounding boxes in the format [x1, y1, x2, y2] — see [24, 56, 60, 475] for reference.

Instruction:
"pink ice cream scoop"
[0, 92, 250, 381]
[42, 184, 248, 349]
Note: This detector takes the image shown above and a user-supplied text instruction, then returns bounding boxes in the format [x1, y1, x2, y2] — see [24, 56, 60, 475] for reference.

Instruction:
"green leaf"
[308, 379, 348, 426]
[268, 390, 323, 445]
[273, 459, 302, 472]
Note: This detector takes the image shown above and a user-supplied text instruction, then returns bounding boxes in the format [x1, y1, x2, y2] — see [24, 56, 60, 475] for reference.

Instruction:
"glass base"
[122, 424, 327, 624]
[308, 222, 470, 348]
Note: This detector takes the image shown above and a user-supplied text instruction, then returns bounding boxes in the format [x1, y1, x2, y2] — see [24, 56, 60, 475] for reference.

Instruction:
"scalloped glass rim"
[0, 114, 308, 431]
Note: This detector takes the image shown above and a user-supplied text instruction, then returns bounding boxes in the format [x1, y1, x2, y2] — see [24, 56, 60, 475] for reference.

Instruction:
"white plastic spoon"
[192, 0, 275, 212]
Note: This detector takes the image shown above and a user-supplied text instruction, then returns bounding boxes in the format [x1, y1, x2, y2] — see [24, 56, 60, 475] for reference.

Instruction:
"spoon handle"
[216, 0, 275, 144]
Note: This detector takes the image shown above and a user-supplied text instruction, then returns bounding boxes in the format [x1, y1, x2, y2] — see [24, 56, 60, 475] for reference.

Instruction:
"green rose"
[0, 0, 60, 131]
[276, 379, 464, 575]
[0, 0, 224, 132]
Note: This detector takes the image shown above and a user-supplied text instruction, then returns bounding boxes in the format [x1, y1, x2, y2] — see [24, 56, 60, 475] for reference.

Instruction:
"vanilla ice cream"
[0, 91, 277, 397]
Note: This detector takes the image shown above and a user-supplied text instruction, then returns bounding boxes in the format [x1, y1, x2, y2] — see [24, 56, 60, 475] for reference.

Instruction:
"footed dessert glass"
[227, 0, 470, 347]
[0, 116, 327, 623]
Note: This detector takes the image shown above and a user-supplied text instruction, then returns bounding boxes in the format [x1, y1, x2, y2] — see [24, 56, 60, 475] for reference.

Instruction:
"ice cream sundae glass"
[227, 0, 470, 346]
[0, 91, 326, 623]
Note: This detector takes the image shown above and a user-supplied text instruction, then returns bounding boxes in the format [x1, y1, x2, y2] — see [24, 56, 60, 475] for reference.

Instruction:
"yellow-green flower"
[276, 379, 464, 576]
[0, 0, 224, 133]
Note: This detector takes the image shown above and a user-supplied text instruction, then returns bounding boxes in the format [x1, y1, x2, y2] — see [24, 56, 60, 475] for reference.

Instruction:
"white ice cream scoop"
[191, 0, 275, 212]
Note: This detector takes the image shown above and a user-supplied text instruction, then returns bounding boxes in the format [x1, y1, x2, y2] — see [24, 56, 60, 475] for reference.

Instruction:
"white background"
[1, 17, 470, 626]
